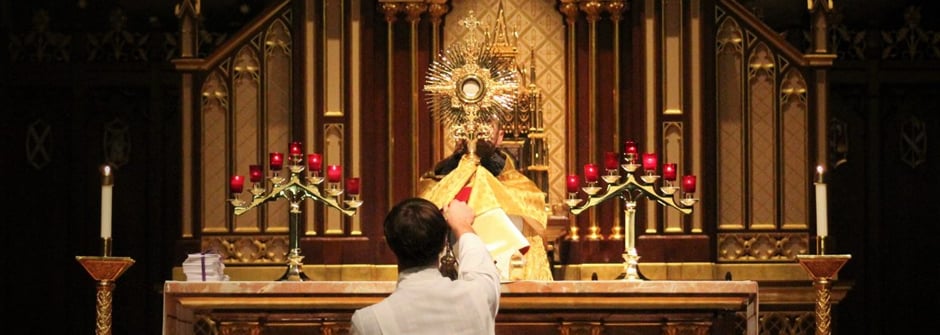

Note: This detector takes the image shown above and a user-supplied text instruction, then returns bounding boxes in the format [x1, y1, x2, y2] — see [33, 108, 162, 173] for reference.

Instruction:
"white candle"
[101, 165, 114, 239]
[814, 165, 828, 237]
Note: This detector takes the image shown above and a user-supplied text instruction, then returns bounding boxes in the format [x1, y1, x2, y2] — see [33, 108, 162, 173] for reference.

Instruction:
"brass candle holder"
[796, 243, 850, 335]
[568, 151, 696, 281]
[229, 147, 362, 281]
[76, 238, 135, 335]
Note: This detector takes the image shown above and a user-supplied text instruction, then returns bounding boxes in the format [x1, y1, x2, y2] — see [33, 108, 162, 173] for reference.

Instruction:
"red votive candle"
[566, 174, 580, 193]
[682, 175, 697, 193]
[269, 152, 284, 171]
[327, 165, 342, 183]
[583, 163, 598, 183]
[642, 153, 658, 171]
[249, 164, 263, 182]
[307, 153, 322, 172]
[345, 177, 360, 195]
[662, 163, 677, 181]
[604, 151, 619, 170]
[230, 175, 245, 194]
[289, 141, 303, 156]
[623, 140, 638, 155]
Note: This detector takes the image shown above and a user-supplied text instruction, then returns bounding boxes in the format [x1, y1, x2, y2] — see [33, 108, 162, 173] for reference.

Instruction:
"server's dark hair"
[384, 197, 449, 270]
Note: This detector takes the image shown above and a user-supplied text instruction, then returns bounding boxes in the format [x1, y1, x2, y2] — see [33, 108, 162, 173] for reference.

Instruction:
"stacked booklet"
[183, 252, 228, 281]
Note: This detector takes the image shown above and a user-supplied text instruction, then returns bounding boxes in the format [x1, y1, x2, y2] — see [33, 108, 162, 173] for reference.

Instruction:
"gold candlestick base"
[796, 254, 850, 335]
[621, 248, 642, 281]
[278, 251, 311, 281]
[76, 256, 135, 335]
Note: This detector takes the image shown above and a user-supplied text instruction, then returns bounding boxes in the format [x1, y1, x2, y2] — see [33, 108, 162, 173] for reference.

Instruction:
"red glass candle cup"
[230, 175, 245, 194]
[566, 174, 580, 193]
[642, 153, 658, 171]
[682, 175, 697, 193]
[249, 165, 263, 182]
[345, 177, 361, 195]
[289, 141, 303, 156]
[623, 140, 638, 155]
[583, 163, 599, 183]
[307, 153, 322, 172]
[662, 163, 677, 181]
[269, 152, 284, 171]
[604, 151, 619, 170]
[327, 165, 342, 183]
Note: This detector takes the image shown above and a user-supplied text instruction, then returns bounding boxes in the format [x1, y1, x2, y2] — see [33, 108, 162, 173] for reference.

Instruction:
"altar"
[163, 280, 758, 335]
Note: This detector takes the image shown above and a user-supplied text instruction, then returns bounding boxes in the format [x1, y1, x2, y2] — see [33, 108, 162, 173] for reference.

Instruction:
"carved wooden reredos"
[173, 0, 831, 270]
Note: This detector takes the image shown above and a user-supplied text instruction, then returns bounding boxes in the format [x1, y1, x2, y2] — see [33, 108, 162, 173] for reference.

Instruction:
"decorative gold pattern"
[202, 236, 290, 264]
[661, 323, 711, 335]
[380, 3, 401, 23]
[756, 311, 815, 335]
[427, 2, 449, 25]
[717, 233, 809, 261]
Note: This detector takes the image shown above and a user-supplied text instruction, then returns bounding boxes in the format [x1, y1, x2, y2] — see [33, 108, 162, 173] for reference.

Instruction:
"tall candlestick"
[815, 165, 828, 237]
[100, 165, 114, 239]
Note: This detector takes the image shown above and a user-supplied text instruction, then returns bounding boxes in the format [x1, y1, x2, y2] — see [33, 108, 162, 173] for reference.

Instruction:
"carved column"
[606, 1, 628, 240]
[581, 1, 603, 241]
[559, 0, 581, 241]
[427, 1, 450, 163]
[405, 3, 428, 193]
[380, 3, 401, 209]
[174, 0, 201, 238]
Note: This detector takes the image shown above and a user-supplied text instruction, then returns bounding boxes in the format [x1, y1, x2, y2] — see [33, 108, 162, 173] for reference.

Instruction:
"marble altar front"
[163, 280, 758, 335]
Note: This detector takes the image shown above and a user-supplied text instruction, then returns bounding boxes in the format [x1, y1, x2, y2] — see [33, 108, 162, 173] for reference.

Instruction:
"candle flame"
[815, 165, 824, 183]
[101, 165, 114, 185]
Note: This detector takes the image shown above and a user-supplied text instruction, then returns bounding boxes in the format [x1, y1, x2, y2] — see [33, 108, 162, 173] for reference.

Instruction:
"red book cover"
[455, 186, 472, 202]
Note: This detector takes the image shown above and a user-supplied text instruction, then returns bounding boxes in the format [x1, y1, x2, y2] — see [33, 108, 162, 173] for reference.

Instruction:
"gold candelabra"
[229, 142, 362, 281]
[567, 141, 697, 280]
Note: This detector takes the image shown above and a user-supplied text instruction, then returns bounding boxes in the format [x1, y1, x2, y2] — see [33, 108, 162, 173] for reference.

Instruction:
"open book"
[454, 186, 530, 281]
[473, 207, 530, 281]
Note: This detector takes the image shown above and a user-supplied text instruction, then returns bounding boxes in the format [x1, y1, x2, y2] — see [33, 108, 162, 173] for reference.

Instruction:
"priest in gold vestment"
[418, 131, 554, 281]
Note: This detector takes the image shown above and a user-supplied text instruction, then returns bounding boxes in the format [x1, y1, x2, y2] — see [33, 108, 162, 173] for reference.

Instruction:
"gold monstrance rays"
[424, 11, 519, 145]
